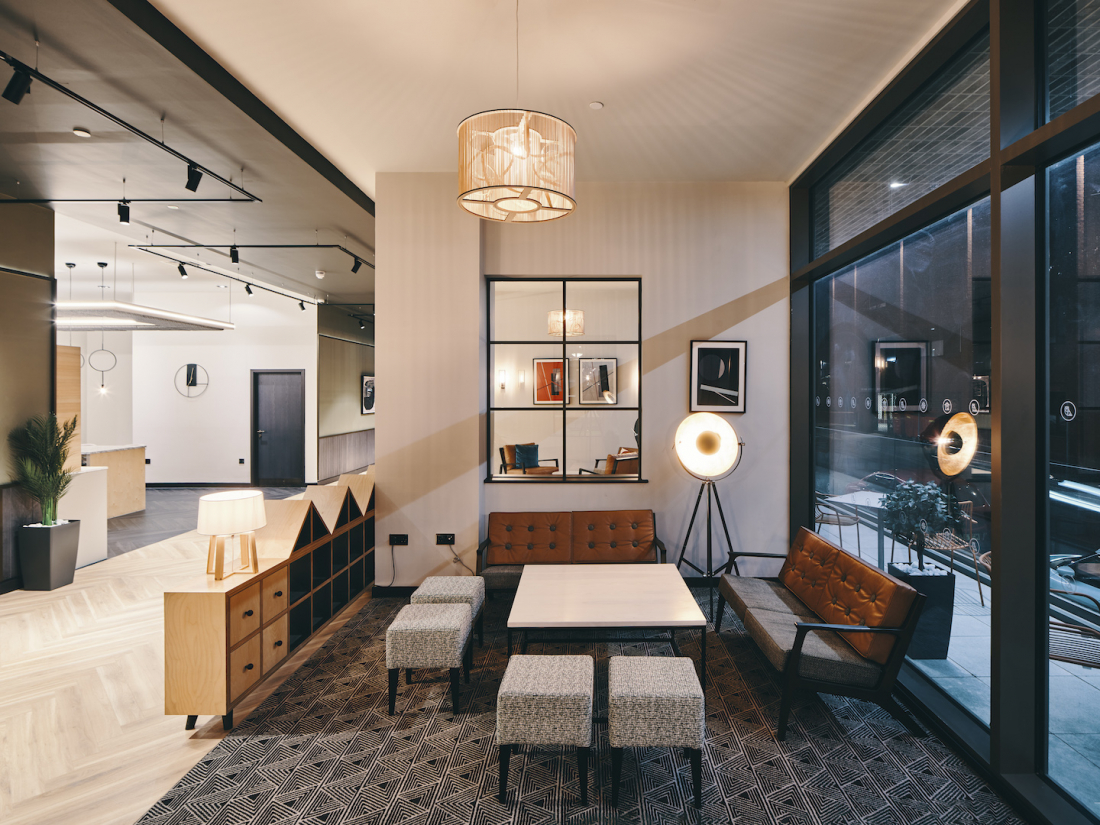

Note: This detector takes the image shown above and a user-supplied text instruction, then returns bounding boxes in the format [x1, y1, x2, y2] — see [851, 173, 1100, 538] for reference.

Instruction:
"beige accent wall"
[482, 181, 790, 574]
[376, 176, 789, 584]
[375, 173, 482, 584]
[55, 345, 82, 473]
[318, 335, 375, 436]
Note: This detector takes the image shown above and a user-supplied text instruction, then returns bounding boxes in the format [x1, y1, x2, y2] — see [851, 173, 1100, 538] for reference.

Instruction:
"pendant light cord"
[515, 0, 520, 104]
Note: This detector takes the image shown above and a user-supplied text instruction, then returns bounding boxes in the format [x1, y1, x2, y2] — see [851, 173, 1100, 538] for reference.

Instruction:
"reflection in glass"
[813, 198, 992, 726]
[1047, 0, 1100, 121]
[1045, 143, 1100, 818]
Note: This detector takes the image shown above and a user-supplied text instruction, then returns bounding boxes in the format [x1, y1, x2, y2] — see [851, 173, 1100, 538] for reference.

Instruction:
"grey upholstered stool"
[496, 654, 594, 805]
[386, 603, 472, 715]
[410, 575, 485, 647]
[608, 656, 705, 808]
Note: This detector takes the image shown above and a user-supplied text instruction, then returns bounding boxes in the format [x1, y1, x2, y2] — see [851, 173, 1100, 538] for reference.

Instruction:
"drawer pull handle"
[274, 640, 284, 648]
[244, 663, 255, 671]
[274, 590, 283, 597]
[244, 609, 254, 617]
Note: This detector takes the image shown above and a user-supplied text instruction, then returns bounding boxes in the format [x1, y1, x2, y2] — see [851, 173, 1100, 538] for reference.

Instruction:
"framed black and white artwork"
[361, 374, 375, 414]
[690, 340, 746, 412]
[579, 357, 617, 405]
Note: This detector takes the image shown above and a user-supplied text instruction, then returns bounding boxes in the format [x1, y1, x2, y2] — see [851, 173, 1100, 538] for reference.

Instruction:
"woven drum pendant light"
[457, 1, 576, 223]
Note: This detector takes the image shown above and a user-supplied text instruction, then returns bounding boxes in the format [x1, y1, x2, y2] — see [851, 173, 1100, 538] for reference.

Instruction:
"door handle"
[256, 430, 265, 435]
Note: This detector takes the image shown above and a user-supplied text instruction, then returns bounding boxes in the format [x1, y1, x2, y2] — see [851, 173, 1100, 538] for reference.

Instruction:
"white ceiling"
[149, 0, 964, 198]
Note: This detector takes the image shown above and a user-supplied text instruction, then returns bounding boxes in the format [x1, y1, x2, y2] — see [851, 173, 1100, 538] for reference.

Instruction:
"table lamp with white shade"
[673, 413, 744, 612]
[197, 490, 267, 581]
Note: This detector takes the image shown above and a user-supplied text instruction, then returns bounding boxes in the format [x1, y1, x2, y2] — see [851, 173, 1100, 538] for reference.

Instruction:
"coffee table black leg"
[669, 629, 682, 657]
[521, 630, 529, 654]
[507, 627, 512, 656]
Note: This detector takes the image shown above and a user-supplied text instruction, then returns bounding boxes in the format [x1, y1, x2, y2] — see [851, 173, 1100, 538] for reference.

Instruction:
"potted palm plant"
[9, 414, 80, 590]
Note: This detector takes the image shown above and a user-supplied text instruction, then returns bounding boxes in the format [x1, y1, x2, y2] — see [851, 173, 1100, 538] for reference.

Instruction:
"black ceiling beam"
[106, 0, 376, 217]
[0, 49, 261, 203]
[132, 243, 376, 269]
[133, 247, 319, 304]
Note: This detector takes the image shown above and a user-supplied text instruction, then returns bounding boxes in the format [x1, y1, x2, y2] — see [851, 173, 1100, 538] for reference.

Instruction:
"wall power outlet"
[389, 534, 409, 546]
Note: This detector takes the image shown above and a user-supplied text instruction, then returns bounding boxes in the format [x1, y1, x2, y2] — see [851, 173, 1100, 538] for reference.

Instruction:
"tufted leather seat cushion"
[778, 528, 917, 665]
[486, 512, 572, 565]
[571, 510, 655, 563]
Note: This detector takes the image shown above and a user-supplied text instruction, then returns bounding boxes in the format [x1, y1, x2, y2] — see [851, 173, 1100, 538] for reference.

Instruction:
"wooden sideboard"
[165, 478, 375, 729]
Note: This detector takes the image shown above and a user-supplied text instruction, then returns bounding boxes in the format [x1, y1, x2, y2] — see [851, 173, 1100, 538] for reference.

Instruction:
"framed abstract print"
[579, 357, 617, 405]
[690, 340, 746, 412]
[533, 358, 568, 405]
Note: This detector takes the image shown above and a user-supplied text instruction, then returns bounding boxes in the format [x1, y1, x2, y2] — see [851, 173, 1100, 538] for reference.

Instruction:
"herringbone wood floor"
[0, 532, 370, 825]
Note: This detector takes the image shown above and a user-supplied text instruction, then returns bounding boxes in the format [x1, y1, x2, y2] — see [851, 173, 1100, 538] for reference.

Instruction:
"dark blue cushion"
[514, 443, 539, 470]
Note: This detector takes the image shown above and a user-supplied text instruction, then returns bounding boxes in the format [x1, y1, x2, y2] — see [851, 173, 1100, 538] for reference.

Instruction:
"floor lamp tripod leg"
[676, 481, 707, 573]
[711, 483, 738, 576]
[706, 481, 714, 616]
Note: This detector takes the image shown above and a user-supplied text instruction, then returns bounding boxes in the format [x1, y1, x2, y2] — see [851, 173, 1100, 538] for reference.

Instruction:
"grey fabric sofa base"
[715, 574, 926, 740]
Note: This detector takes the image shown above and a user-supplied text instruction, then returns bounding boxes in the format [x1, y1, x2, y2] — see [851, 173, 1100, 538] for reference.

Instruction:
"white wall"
[64, 331, 134, 447]
[376, 175, 789, 584]
[131, 288, 319, 484]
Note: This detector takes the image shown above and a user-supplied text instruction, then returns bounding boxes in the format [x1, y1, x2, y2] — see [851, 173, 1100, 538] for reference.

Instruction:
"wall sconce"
[519, 370, 525, 387]
[499, 369, 508, 390]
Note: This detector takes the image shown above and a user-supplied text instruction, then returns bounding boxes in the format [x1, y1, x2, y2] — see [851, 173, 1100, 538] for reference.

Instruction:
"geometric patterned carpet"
[135, 590, 1027, 825]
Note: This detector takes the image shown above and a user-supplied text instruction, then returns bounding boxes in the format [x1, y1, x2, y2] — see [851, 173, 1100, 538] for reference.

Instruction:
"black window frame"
[484, 275, 645, 483]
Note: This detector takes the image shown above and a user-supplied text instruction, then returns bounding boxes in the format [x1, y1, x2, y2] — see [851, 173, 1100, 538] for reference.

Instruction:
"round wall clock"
[174, 363, 209, 397]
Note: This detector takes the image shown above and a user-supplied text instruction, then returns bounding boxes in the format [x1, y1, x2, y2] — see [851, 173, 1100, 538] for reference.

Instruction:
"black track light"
[178, 263, 188, 279]
[117, 200, 130, 225]
[351, 258, 362, 274]
[185, 163, 203, 192]
[359, 319, 365, 329]
[2, 67, 32, 105]
[299, 301, 305, 311]
[244, 283, 253, 296]
[230, 245, 239, 264]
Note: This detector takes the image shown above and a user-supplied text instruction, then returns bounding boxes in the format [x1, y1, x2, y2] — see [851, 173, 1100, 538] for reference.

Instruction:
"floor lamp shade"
[197, 490, 267, 536]
[457, 109, 576, 223]
[922, 412, 979, 478]
[674, 413, 742, 481]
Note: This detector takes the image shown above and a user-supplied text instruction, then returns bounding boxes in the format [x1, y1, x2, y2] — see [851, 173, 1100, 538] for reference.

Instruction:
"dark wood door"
[252, 371, 305, 486]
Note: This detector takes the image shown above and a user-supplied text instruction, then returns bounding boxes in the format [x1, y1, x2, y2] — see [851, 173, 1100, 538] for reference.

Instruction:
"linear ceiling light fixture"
[456, 0, 575, 223]
[0, 49, 260, 203]
[55, 300, 235, 332]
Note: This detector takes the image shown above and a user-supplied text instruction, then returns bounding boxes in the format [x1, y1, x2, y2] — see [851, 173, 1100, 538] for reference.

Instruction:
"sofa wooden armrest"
[654, 536, 668, 565]
[721, 551, 788, 576]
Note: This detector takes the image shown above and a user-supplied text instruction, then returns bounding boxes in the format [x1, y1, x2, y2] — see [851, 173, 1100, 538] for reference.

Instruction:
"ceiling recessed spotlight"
[589, 101, 604, 110]
[166, 204, 179, 210]
[315, 270, 326, 280]
[889, 181, 907, 189]
[72, 127, 92, 138]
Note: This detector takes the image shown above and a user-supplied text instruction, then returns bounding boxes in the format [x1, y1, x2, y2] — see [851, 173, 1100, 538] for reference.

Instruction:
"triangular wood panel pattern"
[303, 487, 354, 534]
[254, 500, 316, 559]
[339, 469, 375, 515]
[135, 593, 1026, 825]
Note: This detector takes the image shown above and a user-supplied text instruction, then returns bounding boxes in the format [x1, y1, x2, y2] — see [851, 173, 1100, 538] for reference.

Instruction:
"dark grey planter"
[888, 561, 955, 659]
[19, 520, 80, 591]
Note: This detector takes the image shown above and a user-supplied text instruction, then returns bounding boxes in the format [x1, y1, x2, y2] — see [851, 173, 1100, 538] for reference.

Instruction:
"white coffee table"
[507, 564, 709, 689]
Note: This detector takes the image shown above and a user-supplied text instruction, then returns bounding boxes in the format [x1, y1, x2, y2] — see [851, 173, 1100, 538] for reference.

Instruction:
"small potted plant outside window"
[9, 414, 80, 591]
[883, 479, 958, 659]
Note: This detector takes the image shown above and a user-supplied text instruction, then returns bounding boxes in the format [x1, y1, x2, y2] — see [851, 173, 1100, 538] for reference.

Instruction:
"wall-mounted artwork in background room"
[579, 357, 617, 405]
[533, 358, 567, 405]
[873, 341, 927, 414]
[361, 374, 375, 414]
[690, 341, 746, 412]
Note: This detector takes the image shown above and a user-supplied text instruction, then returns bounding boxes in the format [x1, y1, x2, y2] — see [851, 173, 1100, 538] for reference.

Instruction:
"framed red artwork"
[533, 358, 567, 405]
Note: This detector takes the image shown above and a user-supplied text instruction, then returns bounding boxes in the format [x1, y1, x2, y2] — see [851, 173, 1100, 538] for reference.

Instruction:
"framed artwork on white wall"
[690, 340, 746, 412]
[579, 357, 617, 405]
[361, 374, 375, 414]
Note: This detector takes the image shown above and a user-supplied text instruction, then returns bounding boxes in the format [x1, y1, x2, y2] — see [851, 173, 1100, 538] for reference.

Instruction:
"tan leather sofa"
[476, 510, 668, 593]
[716, 528, 926, 739]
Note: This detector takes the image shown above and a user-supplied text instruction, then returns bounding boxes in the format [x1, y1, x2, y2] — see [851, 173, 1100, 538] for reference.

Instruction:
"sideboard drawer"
[229, 634, 262, 701]
[263, 614, 289, 674]
[262, 568, 288, 620]
[229, 584, 261, 645]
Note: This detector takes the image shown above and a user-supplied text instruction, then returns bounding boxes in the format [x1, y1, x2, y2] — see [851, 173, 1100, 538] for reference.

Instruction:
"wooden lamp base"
[206, 532, 260, 581]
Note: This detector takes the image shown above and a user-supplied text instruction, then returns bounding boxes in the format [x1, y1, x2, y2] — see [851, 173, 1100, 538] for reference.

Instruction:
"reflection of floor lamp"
[674, 413, 744, 614]
[919, 411, 979, 568]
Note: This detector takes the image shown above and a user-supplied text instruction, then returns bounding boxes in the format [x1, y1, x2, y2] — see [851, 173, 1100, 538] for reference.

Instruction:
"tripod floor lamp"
[674, 412, 744, 613]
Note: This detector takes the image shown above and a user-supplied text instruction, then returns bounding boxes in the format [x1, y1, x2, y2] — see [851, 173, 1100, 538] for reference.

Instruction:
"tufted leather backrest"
[486, 512, 572, 565]
[571, 510, 656, 563]
[780, 528, 918, 665]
